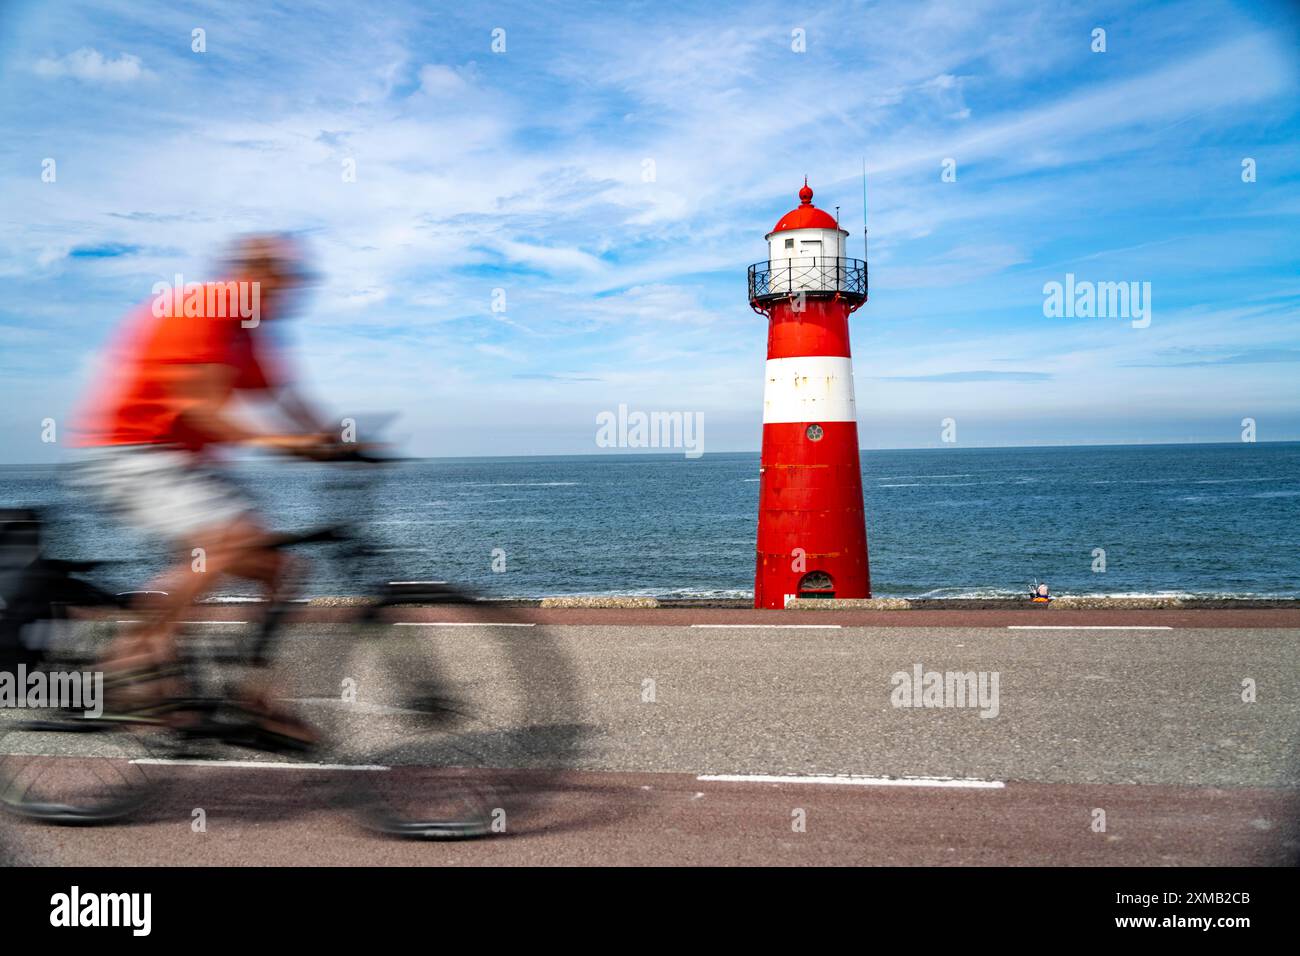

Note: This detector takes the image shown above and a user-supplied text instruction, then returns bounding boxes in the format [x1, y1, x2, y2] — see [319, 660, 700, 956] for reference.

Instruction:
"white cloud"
[476, 343, 526, 363]
[491, 239, 606, 274]
[33, 48, 147, 83]
[416, 64, 468, 96]
[343, 287, 389, 308]
[2, 0, 1297, 454]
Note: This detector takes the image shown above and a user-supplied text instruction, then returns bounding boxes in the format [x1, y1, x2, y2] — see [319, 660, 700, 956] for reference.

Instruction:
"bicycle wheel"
[0, 637, 161, 825]
[281, 587, 586, 840]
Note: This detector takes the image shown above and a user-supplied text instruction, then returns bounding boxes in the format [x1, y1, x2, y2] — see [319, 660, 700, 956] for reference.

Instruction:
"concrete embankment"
[509, 595, 1297, 611]
[290, 595, 1296, 610]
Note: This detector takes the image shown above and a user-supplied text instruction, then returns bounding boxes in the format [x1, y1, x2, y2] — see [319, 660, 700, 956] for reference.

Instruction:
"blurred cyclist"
[72, 234, 337, 747]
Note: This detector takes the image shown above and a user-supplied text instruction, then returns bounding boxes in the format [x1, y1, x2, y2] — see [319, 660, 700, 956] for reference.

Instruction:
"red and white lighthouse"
[748, 180, 870, 609]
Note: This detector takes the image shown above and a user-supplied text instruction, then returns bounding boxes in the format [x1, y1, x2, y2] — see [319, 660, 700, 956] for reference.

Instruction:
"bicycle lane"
[1, 763, 1295, 866]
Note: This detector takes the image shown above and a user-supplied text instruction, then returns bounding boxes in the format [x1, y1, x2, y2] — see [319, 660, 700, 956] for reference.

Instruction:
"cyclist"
[71, 233, 337, 748]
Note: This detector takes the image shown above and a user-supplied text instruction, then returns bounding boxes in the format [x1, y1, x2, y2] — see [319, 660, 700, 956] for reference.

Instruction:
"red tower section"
[748, 181, 870, 609]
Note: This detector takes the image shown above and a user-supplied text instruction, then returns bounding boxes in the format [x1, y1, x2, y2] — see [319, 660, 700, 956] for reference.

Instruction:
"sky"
[1, 0, 1298, 462]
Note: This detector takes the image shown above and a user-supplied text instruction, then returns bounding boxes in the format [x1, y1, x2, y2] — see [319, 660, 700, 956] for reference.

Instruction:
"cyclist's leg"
[99, 516, 281, 710]
[181, 522, 319, 743]
[76, 447, 280, 696]
[78, 447, 314, 742]
[115, 514, 288, 660]
[104, 515, 317, 742]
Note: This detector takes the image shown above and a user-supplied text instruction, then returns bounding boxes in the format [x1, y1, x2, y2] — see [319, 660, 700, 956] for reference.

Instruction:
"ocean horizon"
[2, 441, 1297, 601]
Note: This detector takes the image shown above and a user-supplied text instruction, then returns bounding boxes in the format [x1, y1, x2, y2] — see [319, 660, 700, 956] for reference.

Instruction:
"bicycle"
[0, 456, 584, 840]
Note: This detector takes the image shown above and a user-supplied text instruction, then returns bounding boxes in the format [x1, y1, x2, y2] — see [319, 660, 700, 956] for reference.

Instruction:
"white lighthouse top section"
[759, 180, 852, 296]
[766, 226, 848, 265]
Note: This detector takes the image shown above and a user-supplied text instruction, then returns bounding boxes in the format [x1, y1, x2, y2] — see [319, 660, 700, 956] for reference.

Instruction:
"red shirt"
[76, 281, 283, 451]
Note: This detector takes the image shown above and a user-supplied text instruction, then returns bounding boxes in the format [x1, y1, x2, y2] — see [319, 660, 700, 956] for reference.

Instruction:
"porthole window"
[806, 423, 824, 442]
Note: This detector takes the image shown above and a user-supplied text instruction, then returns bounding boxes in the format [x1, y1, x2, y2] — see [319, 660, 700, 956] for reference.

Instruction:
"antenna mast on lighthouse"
[862, 156, 869, 263]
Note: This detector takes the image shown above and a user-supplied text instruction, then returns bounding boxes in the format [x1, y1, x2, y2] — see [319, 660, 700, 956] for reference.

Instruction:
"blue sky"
[1, 0, 1298, 461]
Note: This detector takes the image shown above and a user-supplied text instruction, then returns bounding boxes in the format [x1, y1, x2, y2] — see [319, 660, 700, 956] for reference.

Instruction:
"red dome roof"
[770, 179, 840, 233]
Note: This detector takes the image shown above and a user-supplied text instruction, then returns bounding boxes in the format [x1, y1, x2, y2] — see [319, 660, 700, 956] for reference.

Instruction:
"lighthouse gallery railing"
[748, 256, 868, 303]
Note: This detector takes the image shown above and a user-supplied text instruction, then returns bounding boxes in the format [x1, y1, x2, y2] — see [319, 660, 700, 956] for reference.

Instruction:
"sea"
[1, 442, 1297, 600]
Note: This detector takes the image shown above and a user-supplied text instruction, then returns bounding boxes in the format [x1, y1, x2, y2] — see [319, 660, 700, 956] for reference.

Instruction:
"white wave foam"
[461, 482, 582, 487]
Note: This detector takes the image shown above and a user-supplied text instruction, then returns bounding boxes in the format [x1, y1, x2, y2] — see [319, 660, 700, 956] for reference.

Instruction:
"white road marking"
[115, 620, 248, 625]
[283, 697, 426, 716]
[697, 773, 1006, 789]
[393, 622, 536, 628]
[690, 624, 842, 630]
[130, 758, 388, 771]
[1006, 625, 1172, 630]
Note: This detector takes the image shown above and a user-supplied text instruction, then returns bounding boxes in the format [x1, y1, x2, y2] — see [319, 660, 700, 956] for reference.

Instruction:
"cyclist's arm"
[170, 363, 323, 453]
[272, 385, 328, 436]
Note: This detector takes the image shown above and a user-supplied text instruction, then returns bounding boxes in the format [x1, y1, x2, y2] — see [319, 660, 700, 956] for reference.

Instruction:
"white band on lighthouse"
[762, 355, 857, 424]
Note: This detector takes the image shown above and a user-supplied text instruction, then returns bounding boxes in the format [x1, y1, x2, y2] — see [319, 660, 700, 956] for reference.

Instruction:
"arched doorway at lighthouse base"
[797, 570, 835, 600]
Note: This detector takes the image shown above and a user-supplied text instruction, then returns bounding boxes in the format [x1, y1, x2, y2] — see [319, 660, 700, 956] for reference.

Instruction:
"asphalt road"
[2, 611, 1297, 865]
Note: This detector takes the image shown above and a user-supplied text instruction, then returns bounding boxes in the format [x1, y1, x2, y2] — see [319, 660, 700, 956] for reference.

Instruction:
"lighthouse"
[748, 180, 870, 609]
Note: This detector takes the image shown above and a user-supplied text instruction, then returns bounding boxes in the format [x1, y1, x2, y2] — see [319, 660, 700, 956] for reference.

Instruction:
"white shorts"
[70, 446, 256, 545]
